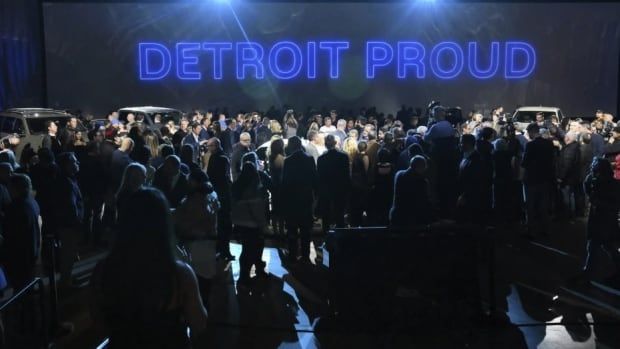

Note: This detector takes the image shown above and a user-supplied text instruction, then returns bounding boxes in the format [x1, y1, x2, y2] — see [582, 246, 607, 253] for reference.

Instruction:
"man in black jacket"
[389, 155, 434, 227]
[255, 118, 273, 146]
[53, 152, 84, 289]
[1, 174, 40, 289]
[457, 134, 488, 224]
[282, 136, 318, 262]
[152, 155, 188, 209]
[206, 138, 235, 260]
[230, 132, 254, 182]
[557, 132, 581, 219]
[317, 135, 350, 234]
[521, 123, 556, 237]
[41, 120, 62, 156]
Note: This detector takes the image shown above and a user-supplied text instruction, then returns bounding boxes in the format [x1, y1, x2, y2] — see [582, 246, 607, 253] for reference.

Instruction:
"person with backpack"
[173, 169, 220, 308]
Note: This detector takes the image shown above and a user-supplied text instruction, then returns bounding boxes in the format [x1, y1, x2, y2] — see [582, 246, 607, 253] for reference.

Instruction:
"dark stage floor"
[41, 217, 620, 349]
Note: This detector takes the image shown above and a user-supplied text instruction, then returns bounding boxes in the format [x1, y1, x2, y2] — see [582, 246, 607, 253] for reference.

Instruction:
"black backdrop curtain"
[0, 0, 44, 110]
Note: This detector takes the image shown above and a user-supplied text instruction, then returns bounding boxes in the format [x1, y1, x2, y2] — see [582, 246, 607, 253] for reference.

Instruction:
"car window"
[513, 111, 557, 123]
[26, 117, 71, 134]
[0, 116, 25, 134]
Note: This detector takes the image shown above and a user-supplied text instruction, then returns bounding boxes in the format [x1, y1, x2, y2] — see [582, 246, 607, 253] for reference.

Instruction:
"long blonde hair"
[343, 137, 358, 162]
[270, 120, 283, 135]
[145, 133, 159, 158]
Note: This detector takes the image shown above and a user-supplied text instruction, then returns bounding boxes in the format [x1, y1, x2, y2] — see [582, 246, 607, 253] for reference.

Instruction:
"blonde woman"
[284, 114, 298, 139]
[145, 132, 160, 159]
[270, 120, 283, 136]
[342, 137, 359, 165]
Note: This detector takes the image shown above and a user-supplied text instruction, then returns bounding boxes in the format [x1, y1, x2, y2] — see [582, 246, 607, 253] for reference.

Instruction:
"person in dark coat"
[181, 122, 204, 160]
[41, 120, 63, 156]
[521, 123, 556, 237]
[206, 138, 235, 260]
[230, 132, 254, 182]
[368, 148, 394, 226]
[1, 174, 40, 289]
[152, 155, 188, 209]
[53, 152, 84, 289]
[218, 119, 235, 157]
[557, 132, 581, 219]
[389, 155, 434, 227]
[281, 136, 318, 262]
[79, 141, 106, 246]
[317, 135, 351, 234]
[457, 134, 489, 224]
[492, 137, 518, 224]
[582, 157, 620, 286]
[255, 118, 273, 147]
[577, 133, 594, 216]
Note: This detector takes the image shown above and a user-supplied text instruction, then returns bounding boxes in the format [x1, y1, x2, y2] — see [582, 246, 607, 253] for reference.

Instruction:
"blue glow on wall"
[138, 43, 172, 80]
[505, 41, 536, 79]
[307, 41, 317, 79]
[202, 42, 233, 79]
[397, 41, 425, 79]
[268, 41, 303, 80]
[429, 42, 464, 79]
[319, 41, 350, 79]
[176, 42, 202, 80]
[468, 41, 500, 79]
[236, 42, 265, 79]
[366, 41, 393, 79]
[137, 40, 536, 81]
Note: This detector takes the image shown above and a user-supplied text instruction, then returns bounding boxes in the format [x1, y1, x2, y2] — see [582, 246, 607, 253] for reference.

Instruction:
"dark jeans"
[83, 194, 104, 245]
[584, 239, 620, 277]
[217, 208, 233, 256]
[286, 221, 311, 260]
[560, 184, 579, 219]
[197, 276, 212, 311]
[321, 199, 346, 234]
[236, 226, 264, 278]
[523, 182, 551, 235]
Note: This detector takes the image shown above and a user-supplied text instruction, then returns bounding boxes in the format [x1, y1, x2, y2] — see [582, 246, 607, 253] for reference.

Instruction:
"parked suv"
[117, 106, 183, 130]
[512, 106, 565, 131]
[0, 108, 75, 160]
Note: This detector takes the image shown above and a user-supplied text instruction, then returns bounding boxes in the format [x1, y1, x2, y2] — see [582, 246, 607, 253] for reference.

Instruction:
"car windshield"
[513, 111, 558, 124]
[27, 116, 72, 134]
[119, 110, 182, 125]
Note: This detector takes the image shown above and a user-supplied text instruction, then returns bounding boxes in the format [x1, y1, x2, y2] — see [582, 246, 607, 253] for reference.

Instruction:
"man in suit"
[317, 135, 351, 234]
[282, 136, 318, 263]
[199, 116, 213, 141]
[366, 130, 380, 184]
[557, 131, 581, 219]
[206, 138, 235, 260]
[41, 120, 62, 156]
[457, 134, 489, 224]
[255, 117, 273, 147]
[152, 155, 188, 209]
[230, 132, 254, 182]
[53, 152, 84, 289]
[182, 122, 206, 162]
[389, 155, 434, 227]
[304, 130, 320, 162]
[218, 119, 235, 157]
[521, 123, 556, 237]
[1, 174, 40, 289]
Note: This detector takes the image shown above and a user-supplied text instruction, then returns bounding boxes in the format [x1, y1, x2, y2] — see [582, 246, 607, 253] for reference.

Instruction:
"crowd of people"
[0, 103, 619, 346]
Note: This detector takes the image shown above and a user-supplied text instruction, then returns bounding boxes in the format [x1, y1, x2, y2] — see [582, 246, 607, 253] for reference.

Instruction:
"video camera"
[425, 101, 464, 126]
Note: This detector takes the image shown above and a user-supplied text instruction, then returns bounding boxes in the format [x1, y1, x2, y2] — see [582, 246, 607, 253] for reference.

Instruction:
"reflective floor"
[53, 218, 620, 349]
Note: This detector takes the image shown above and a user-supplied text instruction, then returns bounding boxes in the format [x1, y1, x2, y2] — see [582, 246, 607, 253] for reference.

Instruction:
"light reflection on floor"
[506, 285, 598, 349]
[228, 242, 320, 349]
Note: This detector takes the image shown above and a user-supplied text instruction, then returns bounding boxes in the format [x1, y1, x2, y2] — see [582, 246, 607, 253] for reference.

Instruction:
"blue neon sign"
[138, 40, 536, 81]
